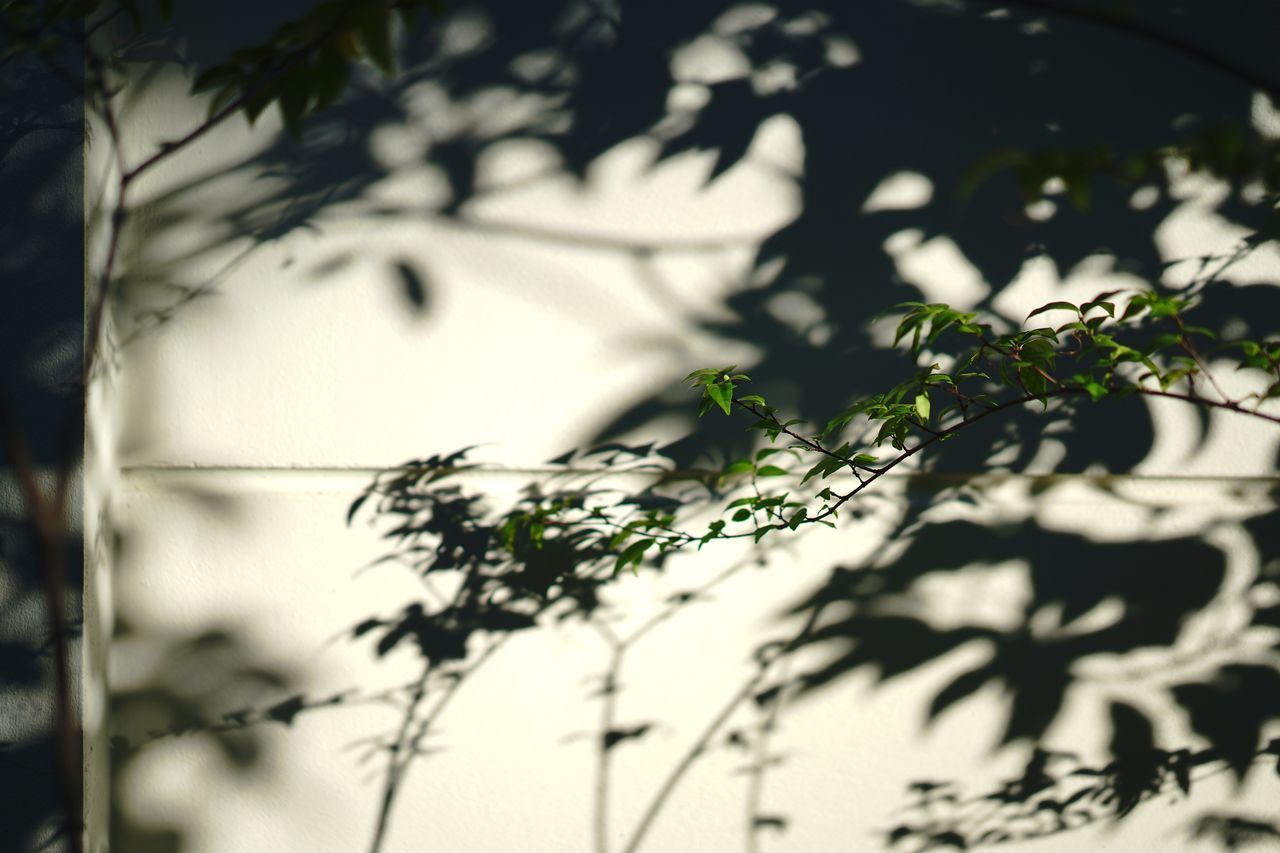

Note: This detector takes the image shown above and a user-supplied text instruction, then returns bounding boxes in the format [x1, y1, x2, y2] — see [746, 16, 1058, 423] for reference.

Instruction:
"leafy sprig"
[482, 288, 1280, 590]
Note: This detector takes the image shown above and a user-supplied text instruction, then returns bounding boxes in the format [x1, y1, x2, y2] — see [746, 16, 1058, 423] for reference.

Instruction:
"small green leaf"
[756, 465, 788, 477]
[277, 68, 312, 138]
[1081, 290, 1122, 315]
[707, 381, 734, 415]
[787, 507, 808, 530]
[354, 3, 396, 75]
[614, 539, 653, 576]
[1065, 175, 1092, 211]
[1026, 301, 1079, 321]
[206, 85, 240, 120]
[312, 46, 350, 109]
[192, 65, 242, 95]
[684, 367, 720, 386]
[914, 393, 931, 422]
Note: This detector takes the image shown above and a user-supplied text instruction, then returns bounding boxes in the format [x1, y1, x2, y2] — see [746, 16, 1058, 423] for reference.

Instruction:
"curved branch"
[720, 382, 1280, 541]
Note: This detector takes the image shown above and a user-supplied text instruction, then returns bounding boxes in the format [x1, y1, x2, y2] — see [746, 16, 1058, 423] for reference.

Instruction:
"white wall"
[94, 4, 1280, 852]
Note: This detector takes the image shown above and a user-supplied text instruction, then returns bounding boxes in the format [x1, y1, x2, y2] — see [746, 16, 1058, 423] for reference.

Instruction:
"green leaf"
[277, 68, 312, 138]
[354, 2, 396, 75]
[1081, 291, 1122, 315]
[787, 507, 808, 530]
[312, 46, 350, 109]
[756, 465, 788, 477]
[192, 65, 242, 95]
[614, 539, 653, 576]
[207, 85, 240, 120]
[1026, 301, 1079, 322]
[242, 87, 276, 125]
[683, 367, 718, 386]
[732, 508, 752, 522]
[1083, 380, 1108, 400]
[685, 365, 737, 386]
[1065, 174, 1092, 211]
[1019, 365, 1049, 401]
[914, 393, 931, 422]
[801, 458, 836, 485]
[707, 381, 734, 415]
[736, 395, 767, 407]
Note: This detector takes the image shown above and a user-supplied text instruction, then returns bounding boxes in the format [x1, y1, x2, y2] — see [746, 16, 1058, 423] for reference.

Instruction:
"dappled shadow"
[334, 451, 1280, 850]
[87, 0, 1280, 851]
[788, 517, 1227, 741]
[0, 21, 84, 852]
[783, 499, 1280, 846]
[107, 618, 299, 853]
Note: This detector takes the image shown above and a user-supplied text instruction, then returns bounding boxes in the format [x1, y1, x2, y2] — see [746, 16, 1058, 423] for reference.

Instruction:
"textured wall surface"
[94, 3, 1280, 852]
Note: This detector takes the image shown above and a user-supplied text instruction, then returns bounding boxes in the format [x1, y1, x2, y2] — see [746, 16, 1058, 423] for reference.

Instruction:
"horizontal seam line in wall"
[117, 465, 1280, 483]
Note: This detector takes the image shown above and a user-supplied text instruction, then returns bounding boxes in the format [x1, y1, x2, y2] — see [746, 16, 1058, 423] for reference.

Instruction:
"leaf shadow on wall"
[94, 0, 1280, 851]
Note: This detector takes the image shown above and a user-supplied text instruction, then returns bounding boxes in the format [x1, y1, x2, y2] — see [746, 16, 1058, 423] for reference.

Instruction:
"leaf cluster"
[417, 287, 1260, 587]
[963, 123, 1280, 214]
[189, 0, 445, 135]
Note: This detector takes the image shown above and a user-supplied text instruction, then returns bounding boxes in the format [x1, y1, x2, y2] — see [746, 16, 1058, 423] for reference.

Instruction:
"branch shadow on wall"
[95, 1, 1280, 851]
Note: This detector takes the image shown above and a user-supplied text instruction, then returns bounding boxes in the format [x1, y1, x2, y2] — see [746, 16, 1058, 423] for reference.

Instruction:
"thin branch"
[121, 3, 365, 185]
[1174, 315, 1232, 405]
[366, 663, 433, 853]
[734, 400, 880, 474]
[620, 611, 819, 853]
[1135, 386, 1280, 426]
[620, 665, 773, 853]
[721, 377, 1280, 540]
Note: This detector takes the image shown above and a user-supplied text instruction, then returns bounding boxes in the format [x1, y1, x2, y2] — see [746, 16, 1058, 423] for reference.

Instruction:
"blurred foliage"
[4, 0, 1279, 850]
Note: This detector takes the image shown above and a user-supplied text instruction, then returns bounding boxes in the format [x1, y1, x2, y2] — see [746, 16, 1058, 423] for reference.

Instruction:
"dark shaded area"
[788, 518, 1226, 743]
[0, 25, 84, 853]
